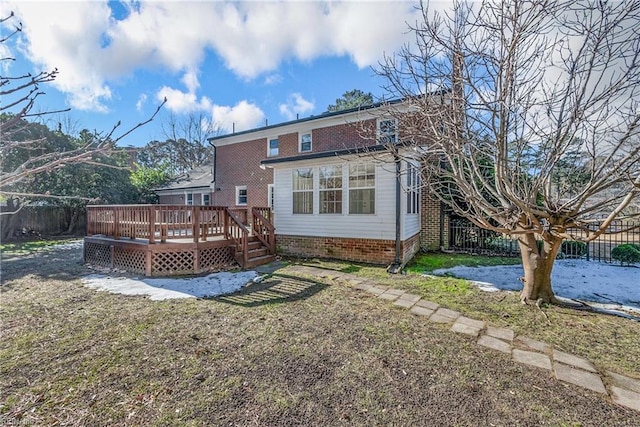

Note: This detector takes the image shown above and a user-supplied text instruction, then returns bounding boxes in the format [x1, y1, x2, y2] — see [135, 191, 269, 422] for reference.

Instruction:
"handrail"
[86, 205, 226, 242]
[252, 207, 275, 254]
[225, 207, 250, 267]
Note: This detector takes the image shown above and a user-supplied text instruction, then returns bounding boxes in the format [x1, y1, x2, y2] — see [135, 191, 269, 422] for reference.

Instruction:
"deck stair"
[234, 236, 276, 269]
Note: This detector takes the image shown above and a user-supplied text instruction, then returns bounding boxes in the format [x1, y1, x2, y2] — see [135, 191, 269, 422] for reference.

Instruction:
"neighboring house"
[204, 101, 444, 267]
[155, 164, 215, 206]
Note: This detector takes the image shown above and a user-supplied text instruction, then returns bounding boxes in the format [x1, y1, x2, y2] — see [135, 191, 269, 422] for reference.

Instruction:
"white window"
[299, 132, 312, 152]
[235, 186, 247, 206]
[268, 184, 275, 209]
[349, 163, 375, 214]
[268, 137, 279, 157]
[319, 165, 342, 214]
[186, 193, 194, 206]
[406, 162, 420, 214]
[378, 118, 398, 144]
[292, 168, 313, 214]
[202, 194, 211, 206]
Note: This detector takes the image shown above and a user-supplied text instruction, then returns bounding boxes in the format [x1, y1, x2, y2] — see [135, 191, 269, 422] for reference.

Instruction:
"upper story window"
[268, 137, 279, 157]
[236, 185, 247, 206]
[292, 168, 313, 214]
[319, 165, 342, 214]
[202, 194, 211, 206]
[349, 163, 375, 214]
[186, 193, 194, 206]
[378, 118, 398, 144]
[299, 132, 312, 153]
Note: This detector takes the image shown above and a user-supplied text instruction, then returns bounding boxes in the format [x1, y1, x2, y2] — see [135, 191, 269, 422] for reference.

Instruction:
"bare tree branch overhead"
[0, 11, 165, 199]
[376, 0, 640, 304]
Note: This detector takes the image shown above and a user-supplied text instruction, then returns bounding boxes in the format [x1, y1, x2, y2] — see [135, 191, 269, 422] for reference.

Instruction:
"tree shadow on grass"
[212, 273, 329, 307]
[1, 244, 88, 284]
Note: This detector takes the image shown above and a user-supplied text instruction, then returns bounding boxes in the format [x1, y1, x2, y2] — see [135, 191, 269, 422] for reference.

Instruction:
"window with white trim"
[292, 168, 313, 214]
[319, 165, 342, 214]
[406, 162, 420, 214]
[378, 118, 398, 144]
[349, 163, 375, 214]
[186, 193, 194, 206]
[268, 137, 279, 157]
[235, 185, 247, 206]
[299, 132, 312, 152]
[202, 194, 211, 206]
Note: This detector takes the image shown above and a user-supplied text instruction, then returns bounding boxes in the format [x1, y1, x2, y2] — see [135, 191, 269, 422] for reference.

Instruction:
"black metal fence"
[448, 217, 640, 263]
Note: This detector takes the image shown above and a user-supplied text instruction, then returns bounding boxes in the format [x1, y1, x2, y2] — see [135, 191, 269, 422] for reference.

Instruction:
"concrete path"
[282, 264, 640, 413]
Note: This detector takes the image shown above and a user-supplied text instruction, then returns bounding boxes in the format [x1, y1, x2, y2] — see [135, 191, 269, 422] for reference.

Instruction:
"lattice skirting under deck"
[84, 239, 234, 277]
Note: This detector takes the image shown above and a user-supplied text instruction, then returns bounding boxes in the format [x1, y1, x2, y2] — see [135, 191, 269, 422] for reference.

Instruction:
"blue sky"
[3, 1, 434, 147]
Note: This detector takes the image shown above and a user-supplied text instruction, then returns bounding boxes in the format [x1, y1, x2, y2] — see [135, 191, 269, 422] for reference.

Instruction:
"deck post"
[145, 250, 152, 276]
[148, 205, 156, 244]
[192, 206, 200, 243]
[114, 207, 120, 240]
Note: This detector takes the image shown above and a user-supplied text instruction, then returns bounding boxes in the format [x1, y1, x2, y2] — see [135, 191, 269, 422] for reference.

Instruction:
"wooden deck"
[84, 205, 275, 276]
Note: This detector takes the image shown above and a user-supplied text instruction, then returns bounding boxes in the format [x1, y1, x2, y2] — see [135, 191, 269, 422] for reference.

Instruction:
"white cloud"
[136, 93, 147, 112]
[7, 1, 420, 111]
[156, 86, 212, 113]
[279, 93, 315, 121]
[211, 101, 265, 133]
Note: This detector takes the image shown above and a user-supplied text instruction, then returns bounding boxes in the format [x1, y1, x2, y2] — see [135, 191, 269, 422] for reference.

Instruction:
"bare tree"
[146, 112, 221, 176]
[0, 11, 164, 206]
[376, 0, 640, 304]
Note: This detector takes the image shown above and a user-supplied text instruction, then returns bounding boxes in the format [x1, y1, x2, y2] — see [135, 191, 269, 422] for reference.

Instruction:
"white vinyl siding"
[273, 159, 396, 240]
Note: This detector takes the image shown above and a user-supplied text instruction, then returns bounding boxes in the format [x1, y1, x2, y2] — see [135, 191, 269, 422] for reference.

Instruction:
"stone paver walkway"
[282, 264, 640, 413]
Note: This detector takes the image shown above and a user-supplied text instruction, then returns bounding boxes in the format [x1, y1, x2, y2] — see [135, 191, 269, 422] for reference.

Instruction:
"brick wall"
[420, 189, 444, 250]
[402, 232, 421, 263]
[277, 232, 420, 266]
[212, 137, 273, 213]
[311, 119, 377, 152]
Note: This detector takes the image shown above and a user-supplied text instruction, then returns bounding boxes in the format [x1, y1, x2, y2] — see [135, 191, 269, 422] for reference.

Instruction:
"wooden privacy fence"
[1, 206, 86, 239]
[448, 217, 640, 263]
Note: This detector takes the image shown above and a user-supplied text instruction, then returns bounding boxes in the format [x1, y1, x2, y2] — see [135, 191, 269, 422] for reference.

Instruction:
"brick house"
[176, 101, 443, 267]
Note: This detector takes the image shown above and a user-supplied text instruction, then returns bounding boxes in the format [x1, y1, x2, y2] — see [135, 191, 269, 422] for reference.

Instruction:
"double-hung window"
[349, 163, 375, 214]
[236, 185, 247, 206]
[299, 132, 312, 152]
[186, 193, 194, 206]
[268, 138, 279, 157]
[378, 118, 398, 144]
[292, 168, 313, 214]
[406, 162, 420, 214]
[202, 194, 211, 206]
[319, 166, 342, 214]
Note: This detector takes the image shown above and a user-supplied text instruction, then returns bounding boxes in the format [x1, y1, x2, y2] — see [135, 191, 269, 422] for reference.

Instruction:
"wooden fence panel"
[0, 206, 86, 239]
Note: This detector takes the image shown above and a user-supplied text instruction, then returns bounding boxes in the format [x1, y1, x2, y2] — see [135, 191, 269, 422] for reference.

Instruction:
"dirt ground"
[1, 245, 639, 426]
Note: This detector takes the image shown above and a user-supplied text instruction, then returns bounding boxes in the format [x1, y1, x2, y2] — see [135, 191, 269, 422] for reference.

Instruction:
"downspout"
[388, 155, 403, 274]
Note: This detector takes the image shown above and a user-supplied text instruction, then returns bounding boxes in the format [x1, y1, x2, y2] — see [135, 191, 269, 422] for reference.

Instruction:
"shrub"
[611, 244, 640, 265]
[560, 241, 587, 258]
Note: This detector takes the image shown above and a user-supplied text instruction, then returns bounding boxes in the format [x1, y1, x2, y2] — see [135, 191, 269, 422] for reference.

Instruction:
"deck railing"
[252, 207, 275, 254]
[86, 205, 229, 243]
[224, 207, 249, 267]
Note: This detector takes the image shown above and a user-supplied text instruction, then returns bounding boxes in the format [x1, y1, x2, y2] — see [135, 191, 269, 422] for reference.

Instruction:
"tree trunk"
[517, 233, 563, 304]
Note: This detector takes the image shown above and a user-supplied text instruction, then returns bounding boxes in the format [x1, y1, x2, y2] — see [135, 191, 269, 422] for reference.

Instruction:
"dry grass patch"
[1, 248, 639, 426]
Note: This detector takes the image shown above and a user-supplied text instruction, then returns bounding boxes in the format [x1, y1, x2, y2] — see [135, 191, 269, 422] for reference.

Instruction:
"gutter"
[387, 155, 403, 274]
